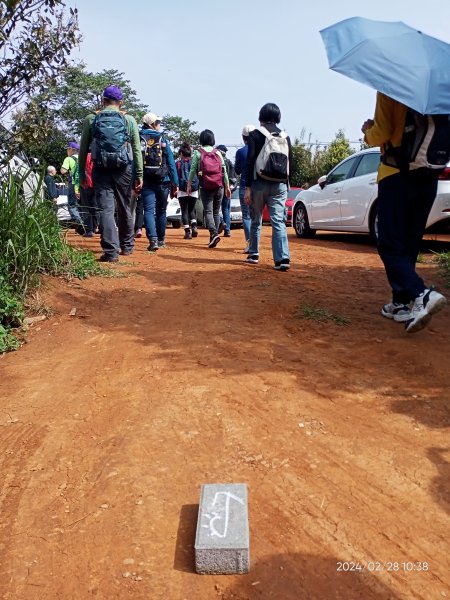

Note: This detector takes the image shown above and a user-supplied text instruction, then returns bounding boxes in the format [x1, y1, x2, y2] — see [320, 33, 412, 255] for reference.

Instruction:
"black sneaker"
[208, 234, 221, 248]
[224, 231, 231, 237]
[184, 229, 192, 240]
[191, 226, 198, 238]
[218, 222, 225, 235]
[158, 239, 166, 248]
[120, 248, 134, 256]
[147, 240, 159, 252]
[246, 254, 259, 265]
[274, 259, 290, 271]
[99, 254, 118, 263]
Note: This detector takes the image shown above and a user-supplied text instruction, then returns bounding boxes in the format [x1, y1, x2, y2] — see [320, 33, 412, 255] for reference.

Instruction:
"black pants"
[135, 194, 144, 231]
[377, 169, 438, 304]
[201, 187, 223, 235]
[79, 187, 98, 234]
[179, 196, 197, 227]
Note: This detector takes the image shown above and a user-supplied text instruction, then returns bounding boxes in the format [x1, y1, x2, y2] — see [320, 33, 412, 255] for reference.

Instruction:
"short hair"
[258, 102, 281, 124]
[180, 141, 192, 157]
[242, 135, 249, 144]
[47, 165, 56, 174]
[199, 129, 215, 147]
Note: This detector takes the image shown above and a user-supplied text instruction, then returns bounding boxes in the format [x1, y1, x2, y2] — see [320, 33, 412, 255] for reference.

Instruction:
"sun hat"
[142, 112, 163, 126]
[242, 124, 255, 136]
[102, 85, 123, 101]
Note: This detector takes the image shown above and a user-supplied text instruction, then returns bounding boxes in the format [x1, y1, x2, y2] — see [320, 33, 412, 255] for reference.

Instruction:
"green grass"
[0, 167, 110, 352]
[295, 303, 351, 326]
[436, 251, 450, 287]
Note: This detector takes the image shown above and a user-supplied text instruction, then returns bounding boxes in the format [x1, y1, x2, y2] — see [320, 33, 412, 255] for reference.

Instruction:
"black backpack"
[383, 109, 450, 172]
[141, 132, 168, 180]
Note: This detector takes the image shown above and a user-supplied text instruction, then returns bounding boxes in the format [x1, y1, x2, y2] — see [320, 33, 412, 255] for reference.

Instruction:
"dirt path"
[1, 227, 449, 600]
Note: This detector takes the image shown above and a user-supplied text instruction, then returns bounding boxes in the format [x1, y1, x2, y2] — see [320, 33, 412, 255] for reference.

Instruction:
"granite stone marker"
[195, 483, 250, 574]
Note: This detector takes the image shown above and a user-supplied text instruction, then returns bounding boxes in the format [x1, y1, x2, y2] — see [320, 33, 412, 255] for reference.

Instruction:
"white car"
[292, 148, 450, 239]
[166, 196, 181, 228]
[229, 188, 243, 225]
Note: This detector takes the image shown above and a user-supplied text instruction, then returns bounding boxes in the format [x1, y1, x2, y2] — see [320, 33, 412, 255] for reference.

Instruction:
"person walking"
[140, 112, 179, 252]
[60, 141, 83, 229]
[216, 144, 237, 238]
[176, 142, 199, 239]
[234, 124, 255, 251]
[244, 103, 292, 271]
[187, 129, 231, 248]
[79, 152, 98, 238]
[362, 92, 447, 333]
[78, 85, 143, 262]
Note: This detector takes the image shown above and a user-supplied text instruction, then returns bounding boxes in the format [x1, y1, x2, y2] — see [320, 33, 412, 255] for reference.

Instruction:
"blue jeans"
[142, 181, 170, 241]
[377, 170, 437, 303]
[248, 179, 290, 263]
[221, 193, 231, 233]
[239, 187, 251, 242]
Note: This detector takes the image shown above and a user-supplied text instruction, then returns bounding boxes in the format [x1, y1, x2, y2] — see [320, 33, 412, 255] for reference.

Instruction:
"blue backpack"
[91, 111, 132, 169]
[178, 157, 199, 192]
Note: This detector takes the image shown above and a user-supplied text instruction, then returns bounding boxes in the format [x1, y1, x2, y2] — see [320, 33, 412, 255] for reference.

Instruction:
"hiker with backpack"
[176, 142, 199, 239]
[244, 103, 293, 271]
[235, 124, 255, 252]
[60, 141, 83, 230]
[362, 92, 448, 333]
[187, 129, 231, 248]
[140, 112, 179, 252]
[216, 144, 237, 238]
[78, 85, 143, 262]
[79, 152, 98, 238]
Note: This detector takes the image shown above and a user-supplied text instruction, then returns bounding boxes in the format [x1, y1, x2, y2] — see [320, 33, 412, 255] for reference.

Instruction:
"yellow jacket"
[364, 92, 407, 181]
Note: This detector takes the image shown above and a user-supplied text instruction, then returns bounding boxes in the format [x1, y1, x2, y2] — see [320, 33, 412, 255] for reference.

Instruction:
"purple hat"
[103, 85, 123, 101]
[66, 141, 80, 150]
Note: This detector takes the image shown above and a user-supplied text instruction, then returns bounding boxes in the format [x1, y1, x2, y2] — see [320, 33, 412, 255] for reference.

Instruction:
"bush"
[0, 167, 104, 352]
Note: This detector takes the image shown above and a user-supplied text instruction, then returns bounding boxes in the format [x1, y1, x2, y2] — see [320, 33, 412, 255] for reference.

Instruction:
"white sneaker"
[381, 302, 411, 322]
[405, 288, 447, 333]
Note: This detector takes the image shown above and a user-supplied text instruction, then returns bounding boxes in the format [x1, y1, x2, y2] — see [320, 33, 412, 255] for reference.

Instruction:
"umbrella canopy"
[320, 16, 450, 114]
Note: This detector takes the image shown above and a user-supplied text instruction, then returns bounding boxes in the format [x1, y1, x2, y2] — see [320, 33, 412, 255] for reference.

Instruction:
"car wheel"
[172, 220, 181, 229]
[369, 202, 378, 242]
[294, 203, 315, 238]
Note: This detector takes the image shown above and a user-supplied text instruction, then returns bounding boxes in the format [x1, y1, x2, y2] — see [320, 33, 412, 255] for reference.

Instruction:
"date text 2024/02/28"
[336, 561, 429, 572]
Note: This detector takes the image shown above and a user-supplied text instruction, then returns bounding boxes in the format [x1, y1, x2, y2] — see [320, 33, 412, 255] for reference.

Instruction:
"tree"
[162, 115, 199, 150]
[0, 0, 80, 120]
[290, 144, 313, 187]
[12, 64, 151, 167]
[320, 129, 354, 175]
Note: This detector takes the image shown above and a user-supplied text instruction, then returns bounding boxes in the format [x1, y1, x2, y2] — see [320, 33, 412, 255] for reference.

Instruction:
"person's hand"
[186, 182, 192, 195]
[75, 191, 80, 200]
[244, 187, 251, 206]
[80, 178, 88, 190]
[134, 178, 143, 193]
[361, 119, 374, 134]
[225, 186, 231, 199]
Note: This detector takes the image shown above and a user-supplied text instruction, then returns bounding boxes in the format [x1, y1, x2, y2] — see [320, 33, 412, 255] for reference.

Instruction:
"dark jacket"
[245, 124, 293, 187]
[44, 174, 59, 200]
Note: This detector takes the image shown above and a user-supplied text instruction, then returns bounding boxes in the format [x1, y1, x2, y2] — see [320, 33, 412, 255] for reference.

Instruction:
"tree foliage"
[0, 0, 80, 119]
[12, 63, 199, 167]
[290, 129, 354, 186]
[162, 115, 199, 150]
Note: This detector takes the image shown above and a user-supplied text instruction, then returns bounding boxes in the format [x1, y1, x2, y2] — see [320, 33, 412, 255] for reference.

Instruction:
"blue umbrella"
[320, 16, 450, 114]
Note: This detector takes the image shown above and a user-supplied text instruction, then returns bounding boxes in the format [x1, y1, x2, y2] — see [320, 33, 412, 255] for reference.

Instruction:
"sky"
[69, 0, 450, 148]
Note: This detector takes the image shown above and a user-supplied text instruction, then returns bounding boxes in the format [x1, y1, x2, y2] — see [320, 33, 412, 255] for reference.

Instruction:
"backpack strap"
[258, 125, 287, 139]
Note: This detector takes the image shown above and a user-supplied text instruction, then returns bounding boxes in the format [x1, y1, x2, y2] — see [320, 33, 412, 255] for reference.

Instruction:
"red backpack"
[199, 148, 223, 190]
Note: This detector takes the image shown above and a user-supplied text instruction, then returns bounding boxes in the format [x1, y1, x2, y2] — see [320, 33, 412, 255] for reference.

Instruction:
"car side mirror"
[318, 175, 327, 189]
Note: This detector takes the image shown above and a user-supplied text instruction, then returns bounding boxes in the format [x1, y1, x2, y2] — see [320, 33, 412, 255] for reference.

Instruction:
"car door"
[340, 151, 381, 227]
[310, 156, 359, 226]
